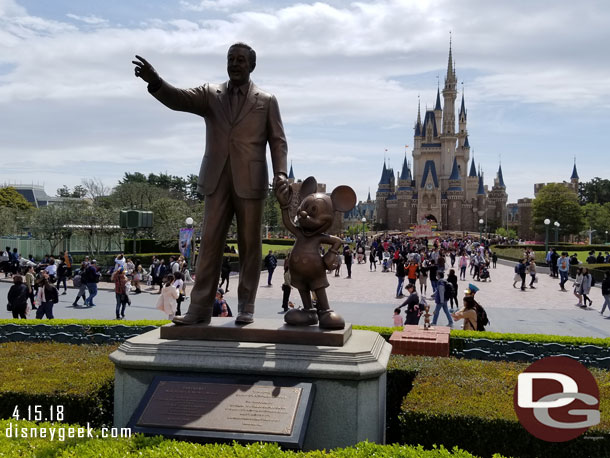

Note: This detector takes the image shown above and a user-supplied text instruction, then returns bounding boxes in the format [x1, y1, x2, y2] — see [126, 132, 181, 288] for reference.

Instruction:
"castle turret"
[570, 160, 579, 192]
[288, 162, 295, 183]
[442, 38, 457, 136]
[434, 86, 442, 134]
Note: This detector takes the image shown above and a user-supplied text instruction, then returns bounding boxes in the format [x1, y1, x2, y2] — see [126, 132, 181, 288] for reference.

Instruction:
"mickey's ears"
[300, 176, 318, 197]
[331, 185, 356, 212]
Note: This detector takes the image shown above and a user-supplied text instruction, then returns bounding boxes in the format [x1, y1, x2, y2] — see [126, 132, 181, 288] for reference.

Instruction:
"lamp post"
[478, 218, 484, 242]
[554, 221, 560, 243]
[544, 218, 551, 255]
[361, 217, 366, 242]
[185, 217, 194, 271]
[606, 230, 608, 244]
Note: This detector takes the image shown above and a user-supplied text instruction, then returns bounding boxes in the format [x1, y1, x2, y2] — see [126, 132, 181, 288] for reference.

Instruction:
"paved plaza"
[1, 258, 609, 338]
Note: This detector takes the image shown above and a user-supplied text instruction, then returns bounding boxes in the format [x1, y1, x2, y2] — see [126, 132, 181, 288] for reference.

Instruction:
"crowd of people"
[4, 237, 610, 326]
[331, 235, 493, 331]
[2, 248, 194, 321]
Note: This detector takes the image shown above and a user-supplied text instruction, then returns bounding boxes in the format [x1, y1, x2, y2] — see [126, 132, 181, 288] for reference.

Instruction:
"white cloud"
[0, 0, 609, 203]
[66, 13, 108, 25]
[179, 0, 249, 12]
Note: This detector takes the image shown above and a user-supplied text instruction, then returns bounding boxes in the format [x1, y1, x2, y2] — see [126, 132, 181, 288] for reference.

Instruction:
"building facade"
[374, 43, 508, 232]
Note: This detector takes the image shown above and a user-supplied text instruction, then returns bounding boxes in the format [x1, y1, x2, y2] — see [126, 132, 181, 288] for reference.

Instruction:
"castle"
[373, 42, 508, 232]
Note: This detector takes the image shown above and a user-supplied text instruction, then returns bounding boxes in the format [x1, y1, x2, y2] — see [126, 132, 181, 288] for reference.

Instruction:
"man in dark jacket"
[7, 275, 29, 319]
[263, 250, 277, 286]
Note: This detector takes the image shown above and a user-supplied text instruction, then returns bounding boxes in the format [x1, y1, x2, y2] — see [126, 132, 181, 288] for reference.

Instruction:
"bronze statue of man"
[133, 43, 288, 325]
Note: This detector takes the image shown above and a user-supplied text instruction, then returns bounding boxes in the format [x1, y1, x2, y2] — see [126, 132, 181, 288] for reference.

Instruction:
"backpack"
[443, 281, 454, 302]
[474, 302, 489, 331]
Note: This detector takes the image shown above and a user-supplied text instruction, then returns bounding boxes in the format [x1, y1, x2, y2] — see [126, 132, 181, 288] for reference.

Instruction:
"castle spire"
[288, 162, 295, 180]
[469, 156, 477, 177]
[435, 85, 442, 111]
[414, 97, 422, 136]
[449, 156, 461, 181]
[571, 159, 579, 180]
[459, 90, 466, 119]
[477, 173, 486, 195]
[497, 164, 506, 188]
[446, 33, 454, 79]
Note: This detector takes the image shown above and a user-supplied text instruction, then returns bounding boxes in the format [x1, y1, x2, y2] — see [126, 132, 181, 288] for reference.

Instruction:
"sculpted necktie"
[230, 87, 241, 121]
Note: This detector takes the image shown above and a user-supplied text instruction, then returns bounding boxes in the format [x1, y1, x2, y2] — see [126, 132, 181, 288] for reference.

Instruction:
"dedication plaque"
[128, 376, 314, 448]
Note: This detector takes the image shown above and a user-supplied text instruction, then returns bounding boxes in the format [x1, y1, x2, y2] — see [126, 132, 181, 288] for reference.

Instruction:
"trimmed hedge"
[0, 319, 170, 327]
[450, 329, 610, 348]
[0, 342, 117, 427]
[2, 321, 608, 349]
[390, 355, 610, 458]
[0, 420, 505, 457]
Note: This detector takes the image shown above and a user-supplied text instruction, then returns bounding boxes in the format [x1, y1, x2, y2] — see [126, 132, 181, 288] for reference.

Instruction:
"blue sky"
[1, 0, 609, 204]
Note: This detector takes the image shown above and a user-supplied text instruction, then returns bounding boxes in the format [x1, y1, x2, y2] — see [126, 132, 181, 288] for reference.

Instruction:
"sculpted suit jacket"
[150, 80, 288, 199]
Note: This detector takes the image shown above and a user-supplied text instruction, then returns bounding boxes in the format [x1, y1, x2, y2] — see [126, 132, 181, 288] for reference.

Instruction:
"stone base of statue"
[109, 320, 391, 451]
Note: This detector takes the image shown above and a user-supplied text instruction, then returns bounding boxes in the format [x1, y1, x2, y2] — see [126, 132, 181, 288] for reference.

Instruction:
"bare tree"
[81, 177, 112, 202]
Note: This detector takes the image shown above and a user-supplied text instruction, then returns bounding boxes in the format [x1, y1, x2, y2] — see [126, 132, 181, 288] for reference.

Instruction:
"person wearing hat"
[213, 289, 232, 317]
[464, 283, 479, 297]
[398, 283, 421, 325]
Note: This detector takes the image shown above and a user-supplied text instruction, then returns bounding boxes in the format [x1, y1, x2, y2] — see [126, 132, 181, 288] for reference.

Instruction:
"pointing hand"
[132, 55, 160, 85]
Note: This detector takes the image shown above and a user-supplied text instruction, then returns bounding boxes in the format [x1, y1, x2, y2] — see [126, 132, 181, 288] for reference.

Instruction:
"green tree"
[263, 188, 281, 235]
[0, 187, 33, 210]
[109, 182, 167, 210]
[57, 185, 88, 198]
[31, 204, 73, 254]
[495, 227, 517, 239]
[532, 183, 584, 237]
[582, 202, 610, 243]
[151, 198, 192, 242]
[119, 172, 148, 184]
[578, 177, 610, 205]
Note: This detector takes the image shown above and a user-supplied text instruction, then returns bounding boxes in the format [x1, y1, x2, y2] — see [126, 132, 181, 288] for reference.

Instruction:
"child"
[393, 308, 403, 326]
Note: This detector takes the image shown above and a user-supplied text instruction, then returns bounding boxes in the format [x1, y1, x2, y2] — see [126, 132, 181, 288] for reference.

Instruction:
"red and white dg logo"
[514, 356, 600, 442]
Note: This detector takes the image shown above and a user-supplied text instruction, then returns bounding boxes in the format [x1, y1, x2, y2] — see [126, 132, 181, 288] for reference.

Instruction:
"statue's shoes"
[317, 310, 345, 330]
[284, 309, 318, 326]
[172, 313, 211, 325]
[235, 312, 254, 324]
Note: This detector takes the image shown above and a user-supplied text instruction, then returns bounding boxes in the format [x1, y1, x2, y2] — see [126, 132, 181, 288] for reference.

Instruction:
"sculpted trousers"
[189, 159, 264, 319]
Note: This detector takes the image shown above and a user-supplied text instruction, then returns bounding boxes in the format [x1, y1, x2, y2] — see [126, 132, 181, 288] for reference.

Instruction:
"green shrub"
[451, 329, 610, 348]
[124, 239, 179, 254]
[353, 325, 401, 342]
[390, 355, 610, 458]
[0, 342, 117, 427]
[0, 319, 170, 327]
[0, 419, 506, 457]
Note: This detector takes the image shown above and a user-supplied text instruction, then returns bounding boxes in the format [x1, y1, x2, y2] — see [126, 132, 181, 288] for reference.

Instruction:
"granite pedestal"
[109, 323, 391, 451]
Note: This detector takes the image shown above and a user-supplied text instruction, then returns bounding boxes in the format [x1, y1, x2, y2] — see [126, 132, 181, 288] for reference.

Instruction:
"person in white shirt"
[114, 253, 127, 271]
[44, 257, 57, 281]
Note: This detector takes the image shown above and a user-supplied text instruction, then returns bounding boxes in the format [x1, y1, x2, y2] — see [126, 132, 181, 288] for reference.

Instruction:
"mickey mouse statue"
[276, 176, 356, 329]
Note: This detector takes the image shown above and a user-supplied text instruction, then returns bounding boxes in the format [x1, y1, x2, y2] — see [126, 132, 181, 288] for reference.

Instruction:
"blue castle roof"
[420, 160, 439, 189]
[449, 157, 461, 181]
[497, 164, 506, 188]
[477, 174, 486, 195]
[469, 157, 477, 177]
[421, 110, 438, 138]
[435, 87, 442, 110]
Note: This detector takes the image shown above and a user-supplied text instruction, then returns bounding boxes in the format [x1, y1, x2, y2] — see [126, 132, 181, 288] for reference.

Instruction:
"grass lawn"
[227, 242, 293, 257]
[496, 247, 604, 263]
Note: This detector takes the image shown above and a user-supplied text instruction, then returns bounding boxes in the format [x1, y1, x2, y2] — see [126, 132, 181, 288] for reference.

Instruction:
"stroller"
[381, 252, 391, 272]
[480, 265, 491, 282]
